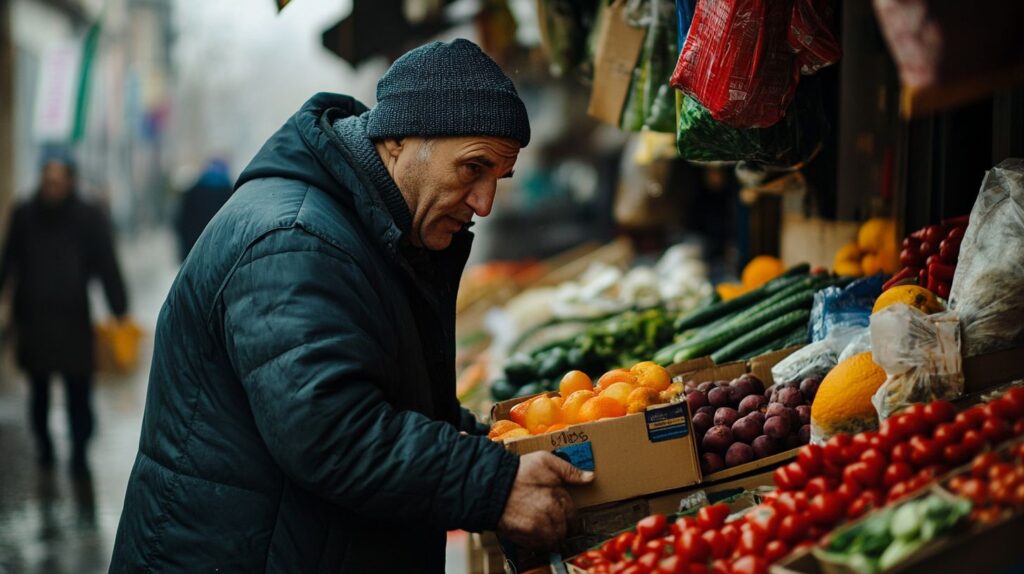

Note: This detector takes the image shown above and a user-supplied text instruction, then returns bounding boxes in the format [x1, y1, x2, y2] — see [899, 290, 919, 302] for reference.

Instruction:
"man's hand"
[497, 451, 594, 550]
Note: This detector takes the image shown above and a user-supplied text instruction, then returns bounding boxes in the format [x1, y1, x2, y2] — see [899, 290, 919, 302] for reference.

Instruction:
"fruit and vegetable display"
[679, 373, 816, 475]
[833, 218, 900, 278]
[815, 492, 971, 574]
[945, 440, 1024, 523]
[883, 215, 969, 296]
[652, 265, 835, 366]
[569, 389, 1024, 573]
[809, 351, 887, 440]
[488, 362, 675, 440]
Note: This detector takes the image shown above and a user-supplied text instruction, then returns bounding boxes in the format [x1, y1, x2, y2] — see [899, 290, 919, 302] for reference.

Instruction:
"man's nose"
[466, 182, 496, 218]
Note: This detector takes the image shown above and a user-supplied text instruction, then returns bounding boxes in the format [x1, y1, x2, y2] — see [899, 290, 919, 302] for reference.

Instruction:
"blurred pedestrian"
[0, 148, 129, 472]
[173, 158, 232, 261]
[112, 39, 588, 573]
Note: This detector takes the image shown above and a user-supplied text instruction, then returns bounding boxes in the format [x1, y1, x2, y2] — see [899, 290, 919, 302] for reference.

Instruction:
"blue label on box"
[644, 403, 689, 443]
[553, 441, 595, 472]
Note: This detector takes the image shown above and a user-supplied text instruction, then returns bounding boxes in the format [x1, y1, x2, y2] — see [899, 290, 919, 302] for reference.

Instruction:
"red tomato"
[745, 505, 779, 538]
[688, 565, 709, 574]
[1013, 483, 1024, 507]
[737, 528, 766, 555]
[720, 523, 741, 548]
[962, 429, 986, 457]
[637, 551, 661, 572]
[731, 555, 768, 574]
[883, 462, 913, 489]
[621, 564, 648, 574]
[981, 418, 1010, 444]
[676, 530, 710, 563]
[910, 436, 940, 467]
[1002, 387, 1024, 418]
[943, 443, 970, 466]
[887, 481, 909, 502]
[637, 514, 668, 541]
[959, 478, 989, 505]
[849, 432, 874, 458]
[932, 422, 963, 447]
[988, 462, 1015, 482]
[955, 406, 987, 430]
[784, 462, 808, 489]
[702, 529, 731, 560]
[645, 538, 670, 557]
[657, 555, 686, 574]
[948, 474, 968, 493]
[836, 480, 862, 503]
[797, 444, 824, 476]
[614, 532, 637, 558]
[891, 442, 913, 464]
[970, 507, 1003, 524]
[847, 490, 884, 520]
[844, 462, 873, 488]
[824, 434, 852, 464]
[988, 396, 1020, 420]
[808, 493, 844, 526]
[777, 513, 810, 544]
[698, 504, 731, 530]
[764, 540, 790, 564]
[923, 400, 956, 425]
[575, 550, 609, 568]
[972, 452, 1002, 478]
[903, 403, 928, 421]
[805, 476, 832, 498]
[675, 516, 700, 533]
[773, 466, 793, 491]
[1014, 419, 1024, 437]
[710, 559, 732, 574]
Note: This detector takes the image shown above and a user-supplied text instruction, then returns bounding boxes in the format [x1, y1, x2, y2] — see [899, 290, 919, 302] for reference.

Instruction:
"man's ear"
[381, 138, 404, 159]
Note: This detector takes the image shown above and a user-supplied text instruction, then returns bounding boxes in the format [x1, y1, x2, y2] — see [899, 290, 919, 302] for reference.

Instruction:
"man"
[173, 158, 233, 261]
[0, 150, 128, 471]
[111, 39, 590, 573]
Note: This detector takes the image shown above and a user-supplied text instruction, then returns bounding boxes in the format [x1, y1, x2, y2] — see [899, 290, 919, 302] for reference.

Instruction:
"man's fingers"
[544, 453, 594, 485]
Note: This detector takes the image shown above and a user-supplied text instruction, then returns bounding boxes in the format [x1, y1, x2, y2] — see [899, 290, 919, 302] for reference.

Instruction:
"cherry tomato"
[849, 432, 874, 458]
[1013, 419, 1024, 437]
[688, 564, 709, 574]
[656, 555, 686, 574]
[988, 396, 1020, 420]
[896, 410, 930, 437]
[702, 529, 731, 560]
[698, 504, 731, 530]
[932, 422, 963, 447]
[805, 476, 831, 498]
[943, 443, 970, 466]
[675, 516, 700, 533]
[824, 434, 852, 464]
[923, 400, 957, 425]
[808, 493, 844, 526]
[970, 507, 1003, 524]
[777, 512, 810, 544]
[645, 538, 670, 557]
[847, 490, 884, 520]
[783, 462, 808, 489]
[710, 559, 732, 574]
[764, 540, 790, 564]
[1002, 387, 1024, 418]
[909, 436, 940, 467]
[575, 550, 609, 568]
[720, 523, 741, 548]
[731, 555, 768, 574]
[632, 533, 648, 557]
[676, 529, 710, 563]
[959, 478, 988, 505]
[737, 528, 766, 555]
[962, 429, 986, 457]
[972, 452, 1002, 478]
[903, 403, 928, 421]
[887, 481, 909, 502]
[836, 480, 862, 503]
[614, 532, 637, 558]
[745, 505, 779, 538]
[981, 417, 1010, 444]
[955, 406, 987, 429]
[1013, 483, 1024, 507]
[637, 514, 668, 541]
[637, 551, 661, 572]
[883, 462, 913, 489]
[621, 563, 648, 574]
[988, 462, 1015, 482]
[797, 444, 824, 476]
[948, 474, 968, 493]
[891, 442, 913, 464]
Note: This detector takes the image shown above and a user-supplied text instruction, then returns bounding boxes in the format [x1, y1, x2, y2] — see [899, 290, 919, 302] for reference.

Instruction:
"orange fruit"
[631, 361, 671, 392]
[550, 396, 564, 409]
[493, 428, 531, 442]
[872, 285, 943, 314]
[626, 387, 661, 414]
[545, 423, 568, 433]
[596, 369, 636, 392]
[524, 396, 563, 434]
[559, 370, 594, 396]
[488, 419, 523, 439]
[577, 396, 627, 422]
[561, 390, 596, 424]
[741, 255, 785, 289]
[600, 382, 636, 407]
[509, 397, 538, 427]
[716, 282, 749, 301]
[861, 253, 882, 276]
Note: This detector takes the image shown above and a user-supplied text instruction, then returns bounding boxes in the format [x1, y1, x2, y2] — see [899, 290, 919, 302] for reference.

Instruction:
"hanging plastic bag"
[620, 0, 678, 133]
[670, 0, 799, 129]
[95, 318, 144, 375]
[948, 159, 1024, 357]
[788, 0, 841, 75]
[869, 304, 963, 421]
[771, 325, 862, 385]
[675, 75, 828, 166]
[810, 274, 886, 342]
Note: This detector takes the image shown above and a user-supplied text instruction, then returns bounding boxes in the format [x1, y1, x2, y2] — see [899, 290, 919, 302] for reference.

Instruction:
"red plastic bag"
[670, 0, 800, 128]
[789, 0, 841, 75]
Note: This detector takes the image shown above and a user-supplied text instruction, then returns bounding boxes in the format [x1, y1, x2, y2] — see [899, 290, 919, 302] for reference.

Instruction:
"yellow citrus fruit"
[524, 396, 562, 434]
[741, 255, 785, 289]
[716, 282, 749, 301]
[834, 241, 863, 266]
[857, 218, 896, 254]
[834, 260, 864, 277]
[631, 361, 671, 392]
[600, 382, 636, 407]
[596, 368, 636, 392]
[878, 244, 900, 274]
[626, 387, 661, 414]
[559, 370, 594, 396]
[577, 396, 627, 422]
[861, 253, 882, 276]
[545, 423, 568, 433]
[811, 352, 887, 437]
[488, 419, 523, 439]
[493, 428, 531, 442]
[508, 397, 537, 427]
[561, 390, 596, 424]
[873, 284, 944, 314]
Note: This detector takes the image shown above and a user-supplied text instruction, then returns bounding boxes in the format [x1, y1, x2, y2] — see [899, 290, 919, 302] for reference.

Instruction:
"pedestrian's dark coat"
[0, 194, 127, 375]
[110, 93, 519, 573]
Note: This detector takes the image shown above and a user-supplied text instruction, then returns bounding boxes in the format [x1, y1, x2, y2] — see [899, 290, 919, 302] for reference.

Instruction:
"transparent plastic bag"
[837, 328, 872, 363]
[771, 326, 862, 385]
[869, 304, 963, 421]
[810, 274, 885, 342]
[948, 158, 1024, 357]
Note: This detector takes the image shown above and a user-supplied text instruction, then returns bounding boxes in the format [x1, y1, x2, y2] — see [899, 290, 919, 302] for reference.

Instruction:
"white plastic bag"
[949, 159, 1024, 357]
[771, 326, 862, 385]
[869, 304, 962, 420]
[837, 327, 872, 363]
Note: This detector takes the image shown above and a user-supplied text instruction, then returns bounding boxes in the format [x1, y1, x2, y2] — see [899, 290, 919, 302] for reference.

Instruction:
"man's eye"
[462, 164, 482, 178]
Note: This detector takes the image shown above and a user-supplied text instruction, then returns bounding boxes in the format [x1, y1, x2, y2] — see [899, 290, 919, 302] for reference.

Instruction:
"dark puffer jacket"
[110, 93, 519, 573]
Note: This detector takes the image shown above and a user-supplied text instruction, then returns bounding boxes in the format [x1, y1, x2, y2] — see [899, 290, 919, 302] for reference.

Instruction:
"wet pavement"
[0, 228, 471, 574]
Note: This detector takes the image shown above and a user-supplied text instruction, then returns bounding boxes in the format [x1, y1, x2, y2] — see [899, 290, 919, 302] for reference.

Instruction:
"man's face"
[386, 135, 520, 251]
[40, 161, 73, 205]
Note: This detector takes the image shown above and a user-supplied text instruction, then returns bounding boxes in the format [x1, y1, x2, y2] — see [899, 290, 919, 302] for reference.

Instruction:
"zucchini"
[710, 309, 812, 363]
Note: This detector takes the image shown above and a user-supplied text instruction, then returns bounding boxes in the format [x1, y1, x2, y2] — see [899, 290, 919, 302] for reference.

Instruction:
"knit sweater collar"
[329, 113, 413, 235]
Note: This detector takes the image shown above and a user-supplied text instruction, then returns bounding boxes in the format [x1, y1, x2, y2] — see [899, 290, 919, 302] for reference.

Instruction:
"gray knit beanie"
[365, 39, 530, 147]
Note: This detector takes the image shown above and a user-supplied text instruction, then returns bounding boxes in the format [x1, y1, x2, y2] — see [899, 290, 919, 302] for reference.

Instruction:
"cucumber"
[737, 324, 808, 360]
[673, 274, 804, 332]
[710, 309, 812, 364]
